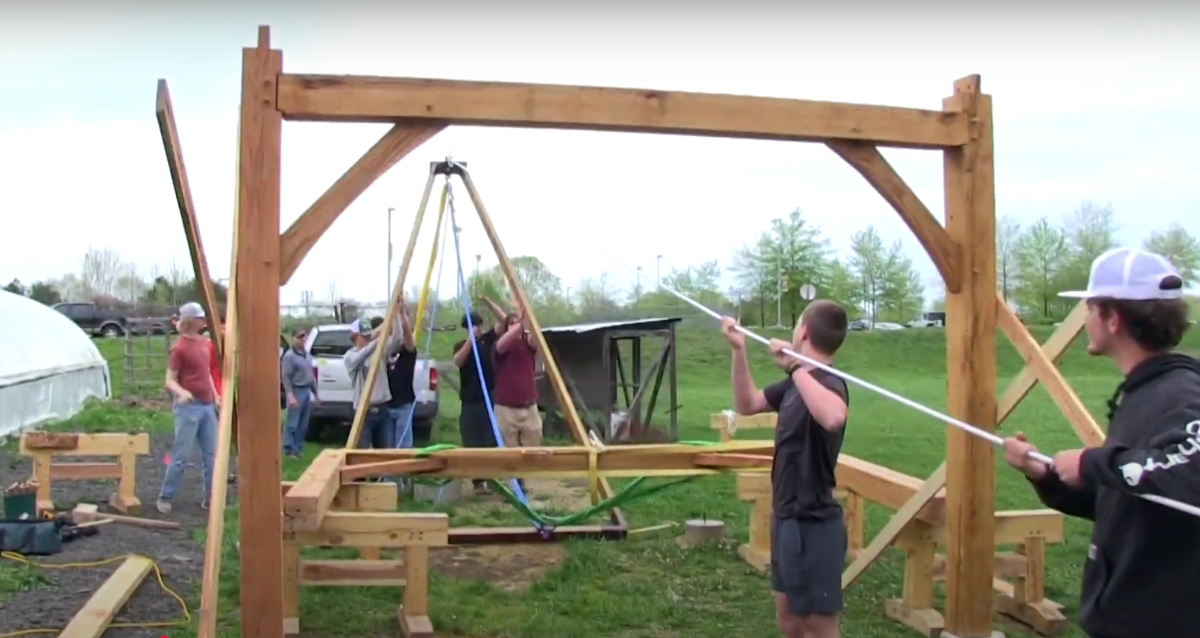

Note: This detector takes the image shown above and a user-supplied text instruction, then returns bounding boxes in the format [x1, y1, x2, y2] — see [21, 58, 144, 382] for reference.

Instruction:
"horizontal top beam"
[275, 74, 971, 150]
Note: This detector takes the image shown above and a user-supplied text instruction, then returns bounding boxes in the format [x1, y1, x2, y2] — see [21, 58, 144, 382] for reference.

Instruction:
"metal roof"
[540, 317, 683, 334]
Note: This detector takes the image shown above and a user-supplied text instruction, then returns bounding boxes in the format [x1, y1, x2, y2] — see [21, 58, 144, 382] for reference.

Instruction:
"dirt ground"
[0, 430, 213, 638]
[428, 476, 593, 591]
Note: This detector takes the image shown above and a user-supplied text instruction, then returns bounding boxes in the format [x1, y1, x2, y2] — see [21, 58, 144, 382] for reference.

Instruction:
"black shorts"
[770, 514, 846, 616]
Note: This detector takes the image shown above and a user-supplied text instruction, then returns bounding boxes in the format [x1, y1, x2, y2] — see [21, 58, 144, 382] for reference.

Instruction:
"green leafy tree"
[28, 281, 62, 305]
[1014, 216, 1069, 319]
[879, 241, 924, 321]
[1059, 201, 1119, 292]
[1143, 223, 1200, 285]
[728, 233, 776, 326]
[759, 209, 831, 325]
[997, 214, 1022, 302]
[847, 226, 888, 323]
[4, 279, 26, 295]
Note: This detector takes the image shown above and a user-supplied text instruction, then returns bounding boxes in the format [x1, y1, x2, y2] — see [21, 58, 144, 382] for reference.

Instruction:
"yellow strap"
[412, 183, 450, 335]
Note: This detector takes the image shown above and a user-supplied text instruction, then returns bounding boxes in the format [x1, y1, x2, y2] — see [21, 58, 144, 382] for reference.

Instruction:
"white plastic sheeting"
[0, 290, 111, 437]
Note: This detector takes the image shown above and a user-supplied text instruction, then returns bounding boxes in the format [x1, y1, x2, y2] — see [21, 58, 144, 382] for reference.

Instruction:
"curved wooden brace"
[278, 122, 445, 285]
[827, 140, 963, 293]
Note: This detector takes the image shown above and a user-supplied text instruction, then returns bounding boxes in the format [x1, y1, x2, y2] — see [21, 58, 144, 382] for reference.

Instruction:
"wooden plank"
[198, 260, 240, 637]
[278, 123, 444, 284]
[345, 170, 437, 448]
[275, 75, 970, 150]
[58, 556, 153, 638]
[996, 300, 1089, 420]
[290, 512, 450, 547]
[340, 457, 448, 482]
[843, 464, 948, 588]
[826, 141, 962, 293]
[693, 453, 773, 469]
[48, 463, 123, 480]
[342, 441, 774, 478]
[836, 455, 946, 524]
[20, 433, 149, 457]
[996, 299, 1105, 447]
[156, 78, 225, 358]
[941, 75, 997, 636]
[233, 27, 285, 638]
[459, 169, 614, 502]
[300, 559, 406, 586]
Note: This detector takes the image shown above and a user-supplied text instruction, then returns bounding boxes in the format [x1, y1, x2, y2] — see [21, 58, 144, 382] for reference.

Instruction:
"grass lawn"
[12, 321, 1196, 638]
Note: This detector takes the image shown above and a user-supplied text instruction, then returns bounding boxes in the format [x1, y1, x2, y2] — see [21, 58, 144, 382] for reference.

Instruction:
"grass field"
[15, 320, 1198, 638]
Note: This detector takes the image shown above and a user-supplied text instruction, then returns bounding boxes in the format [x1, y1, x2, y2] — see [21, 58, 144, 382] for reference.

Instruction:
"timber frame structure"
[150, 24, 1112, 638]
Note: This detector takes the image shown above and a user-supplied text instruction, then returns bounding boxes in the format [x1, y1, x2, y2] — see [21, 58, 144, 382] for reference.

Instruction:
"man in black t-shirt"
[452, 311, 500, 495]
[721, 300, 850, 638]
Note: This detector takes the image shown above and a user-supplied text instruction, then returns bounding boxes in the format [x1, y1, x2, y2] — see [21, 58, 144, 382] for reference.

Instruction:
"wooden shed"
[535, 317, 682, 443]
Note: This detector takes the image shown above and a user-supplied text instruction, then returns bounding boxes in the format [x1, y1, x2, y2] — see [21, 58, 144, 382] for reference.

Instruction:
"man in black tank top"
[721, 300, 851, 638]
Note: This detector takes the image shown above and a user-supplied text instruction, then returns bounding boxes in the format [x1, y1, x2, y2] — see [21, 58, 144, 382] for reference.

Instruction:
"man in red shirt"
[492, 307, 542, 448]
[157, 302, 219, 514]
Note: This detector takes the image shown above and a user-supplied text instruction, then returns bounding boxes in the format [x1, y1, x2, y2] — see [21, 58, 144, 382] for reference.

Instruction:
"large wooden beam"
[458, 169, 615, 502]
[278, 123, 444, 284]
[340, 441, 774, 479]
[156, 79, 225, 357]
[275, 75, 970, 150]
[826, 141, 963, 293]
[941, 75, 998, 637]
[234, 26, 285, 638]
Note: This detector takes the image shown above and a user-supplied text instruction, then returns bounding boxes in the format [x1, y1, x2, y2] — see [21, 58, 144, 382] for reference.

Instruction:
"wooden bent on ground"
[18, 432, 150, 514]
[719, 413, 1068, 637]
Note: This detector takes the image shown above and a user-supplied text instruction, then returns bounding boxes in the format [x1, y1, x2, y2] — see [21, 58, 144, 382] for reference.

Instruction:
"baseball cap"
[349, 318, 372, 336]
[178, 302, 206, 320]
[1058, 247, 1184, 301]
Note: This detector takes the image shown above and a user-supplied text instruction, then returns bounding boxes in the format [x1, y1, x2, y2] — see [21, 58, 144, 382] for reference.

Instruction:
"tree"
[1060, 201, 1119, 292]
[728, 233, 777, 326]
[1144, 223, 1200, 285]
[847, 226, 888, 323]
[574, 272, 622, 319]
[115, 263, 146, 303]
[508, 256, 563, 307]
[1014, 216, 1069, 319]
[759, 209, 831, 325]
[997, 214, 1022, 302]
[326, 280, 342, 303]
[28, 281, 62, 305]
[821, 259, 860, 316]
[4, 279, 26, 296]
[80, 246, 124, 298]
[878, 241, 924, 321]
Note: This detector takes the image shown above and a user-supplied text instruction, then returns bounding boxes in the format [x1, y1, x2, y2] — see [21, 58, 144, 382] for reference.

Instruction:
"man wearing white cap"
[1003, 247, 1200, 638]
[157, 301, 219, 514]
[343, 301, 411, 450]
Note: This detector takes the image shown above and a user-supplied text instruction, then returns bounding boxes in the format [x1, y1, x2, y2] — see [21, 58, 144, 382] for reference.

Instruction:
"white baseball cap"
[1058, 247, 1184, 301]
[178, 302, 206, 319]
[349, 318, 371, 335]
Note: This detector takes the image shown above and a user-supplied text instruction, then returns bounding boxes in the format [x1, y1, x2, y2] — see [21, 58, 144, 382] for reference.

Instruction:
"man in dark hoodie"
[1003, 246, 1200, 638]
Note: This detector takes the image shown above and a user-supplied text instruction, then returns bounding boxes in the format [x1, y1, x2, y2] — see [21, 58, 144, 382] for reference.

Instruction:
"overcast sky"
[1, 1, 1197, 305]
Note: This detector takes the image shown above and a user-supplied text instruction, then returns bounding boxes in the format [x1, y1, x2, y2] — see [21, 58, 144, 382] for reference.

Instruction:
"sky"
[1, 1, 1198, 306]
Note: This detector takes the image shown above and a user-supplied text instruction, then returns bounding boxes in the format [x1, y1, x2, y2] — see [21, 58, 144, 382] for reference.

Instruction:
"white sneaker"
[156, 499, 173, 514]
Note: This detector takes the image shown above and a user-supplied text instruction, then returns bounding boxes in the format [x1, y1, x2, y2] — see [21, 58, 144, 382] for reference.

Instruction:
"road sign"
[799, 283, 817, 301]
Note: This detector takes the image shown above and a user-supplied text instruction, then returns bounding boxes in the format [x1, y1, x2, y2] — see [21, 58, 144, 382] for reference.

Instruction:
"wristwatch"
[786, 362, 803, 376]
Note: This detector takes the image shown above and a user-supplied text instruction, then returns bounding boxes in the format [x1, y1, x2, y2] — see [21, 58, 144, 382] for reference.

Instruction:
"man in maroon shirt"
[157, 302, 219, 514]
[491, 306, 542, 453]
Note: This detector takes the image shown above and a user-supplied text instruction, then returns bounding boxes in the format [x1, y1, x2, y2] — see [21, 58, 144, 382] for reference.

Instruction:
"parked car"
[294, 324, 440, 444]
[906, 311, 945, 328]
[848, 318, 871, 331]
[52, 302, 130, 338]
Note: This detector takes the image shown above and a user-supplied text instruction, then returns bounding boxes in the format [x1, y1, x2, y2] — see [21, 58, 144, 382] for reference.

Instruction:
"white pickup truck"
[284, 324, 440, 445]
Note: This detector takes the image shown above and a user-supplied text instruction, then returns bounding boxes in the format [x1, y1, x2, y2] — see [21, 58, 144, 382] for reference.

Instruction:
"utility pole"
[636, 266, 643, 303]
[656, 254, 663, 284]
[386, 207, 394, 300]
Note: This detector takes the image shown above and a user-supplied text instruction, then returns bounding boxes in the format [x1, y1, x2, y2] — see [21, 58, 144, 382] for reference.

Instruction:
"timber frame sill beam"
[274, 74, 971, 150]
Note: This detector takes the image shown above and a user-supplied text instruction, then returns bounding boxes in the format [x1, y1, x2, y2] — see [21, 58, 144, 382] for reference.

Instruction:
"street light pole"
[656, 254, 663, 284]
[777, 269, 784, 328]
[386, 207, 394, 299]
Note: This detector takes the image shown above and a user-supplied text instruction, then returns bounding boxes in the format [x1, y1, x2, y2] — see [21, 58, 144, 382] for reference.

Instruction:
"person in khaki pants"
[490, 306, 542, 492]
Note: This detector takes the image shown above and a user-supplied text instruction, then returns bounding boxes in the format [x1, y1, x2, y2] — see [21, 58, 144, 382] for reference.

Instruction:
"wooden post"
[235, 25, 285, 638]
[941, 75, 998, 638]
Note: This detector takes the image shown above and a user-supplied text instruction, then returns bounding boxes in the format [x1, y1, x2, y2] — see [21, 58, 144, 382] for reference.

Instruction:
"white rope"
[585, 245, 1200, 519]
[723, 409, 737, 436]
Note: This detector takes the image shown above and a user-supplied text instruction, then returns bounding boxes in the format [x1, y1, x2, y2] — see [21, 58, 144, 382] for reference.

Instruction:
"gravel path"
[0, 430, 229, 637]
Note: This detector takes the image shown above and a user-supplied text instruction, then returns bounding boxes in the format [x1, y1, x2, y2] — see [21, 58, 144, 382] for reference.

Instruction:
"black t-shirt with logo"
[454, 328, 498, 404]
[386, 346, 418, 407]
[764, 369, 850, 520]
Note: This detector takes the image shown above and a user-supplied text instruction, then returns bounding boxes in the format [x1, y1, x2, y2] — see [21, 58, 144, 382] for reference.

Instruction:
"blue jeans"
[282, 386, 314, 454]
[391, 403, 415, 449]
[357, 404, 396, 449]
[160, 401, 217, 501]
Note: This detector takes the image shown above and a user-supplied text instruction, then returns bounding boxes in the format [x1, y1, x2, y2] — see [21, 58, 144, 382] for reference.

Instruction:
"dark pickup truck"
[52, 302, 175, 338]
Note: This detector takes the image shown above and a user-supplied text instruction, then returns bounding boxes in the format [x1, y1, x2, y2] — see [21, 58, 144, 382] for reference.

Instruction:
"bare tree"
[326, 280, 342, 303]
[115, 263, 147, 303]
[165, 259, 189, 288]
[997, 214, 1022, 302]
[1144, 223, 1200, 285]
[80, 246, 124, 298]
